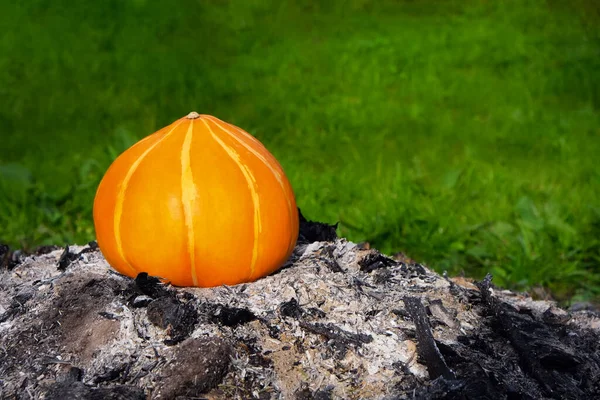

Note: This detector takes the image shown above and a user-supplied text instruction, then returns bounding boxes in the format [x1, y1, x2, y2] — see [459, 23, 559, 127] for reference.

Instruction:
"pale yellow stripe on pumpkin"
[205, 116, 285, 189]
[181, 120, 199, 286]
[201, 119, 262, 280]
[229, 120, 297, 239]
[114, 120, 185, 276]
[206, 116, 295, 243]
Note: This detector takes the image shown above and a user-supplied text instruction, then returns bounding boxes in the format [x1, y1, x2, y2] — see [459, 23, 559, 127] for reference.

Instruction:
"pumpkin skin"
[93, 112, 299, 287]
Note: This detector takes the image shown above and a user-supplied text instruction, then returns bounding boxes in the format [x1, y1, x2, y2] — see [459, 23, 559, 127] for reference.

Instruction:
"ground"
[1, 227, 599, 399]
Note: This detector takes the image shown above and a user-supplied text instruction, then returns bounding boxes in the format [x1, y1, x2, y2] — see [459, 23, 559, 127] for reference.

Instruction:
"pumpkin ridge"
[205, 116, 285, 186]
[181, 120, 199, 286]
[201, 118, 261, 281]
[114, 119, 185, 276]
[206, 116, 297, 254]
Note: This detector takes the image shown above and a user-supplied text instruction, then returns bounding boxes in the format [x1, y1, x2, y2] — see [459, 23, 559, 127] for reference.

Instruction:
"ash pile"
[1, 216, 599, 399]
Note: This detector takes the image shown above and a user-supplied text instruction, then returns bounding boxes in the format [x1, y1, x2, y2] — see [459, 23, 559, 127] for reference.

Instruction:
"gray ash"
[0, 239, 598, 399]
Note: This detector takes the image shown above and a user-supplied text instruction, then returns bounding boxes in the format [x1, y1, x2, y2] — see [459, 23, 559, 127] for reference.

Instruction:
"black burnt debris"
[1, 243, 65, 270]
[316, 245, 345, 273]
[133, 272, 170, 299]
[57, 245, 79, 271]
[403, 296, 455, 380]
[0, 243, 10, 265]
[280, 297, 304, 319]
[0, 243, 26, 270]
[57, 242, 101, 271]
[358, 252, 398, 273]
[298, 321, 373, 358]
[0, 235, 599, 399]
[295, 382, 335, 400]
[0, 288, 33, 323]
[475, 274, 600, 399]
[297, 207, 338, 243]
[46, 381, 145, 400]
[207, 304, 257, 327]
[146, 296, 198, 345]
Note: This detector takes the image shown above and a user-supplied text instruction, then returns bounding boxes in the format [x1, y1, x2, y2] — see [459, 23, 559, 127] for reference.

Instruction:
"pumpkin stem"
[186, 111, 201, 119]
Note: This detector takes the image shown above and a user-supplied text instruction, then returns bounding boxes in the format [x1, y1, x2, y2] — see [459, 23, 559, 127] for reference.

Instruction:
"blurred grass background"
[0, 0, 599, 304]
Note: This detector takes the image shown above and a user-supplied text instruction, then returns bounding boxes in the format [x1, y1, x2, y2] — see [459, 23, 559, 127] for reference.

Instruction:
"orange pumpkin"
[93, 112, 299, 287]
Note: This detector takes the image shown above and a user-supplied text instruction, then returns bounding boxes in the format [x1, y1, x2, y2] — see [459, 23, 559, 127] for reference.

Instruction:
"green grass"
[1, 0, 599, 303]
